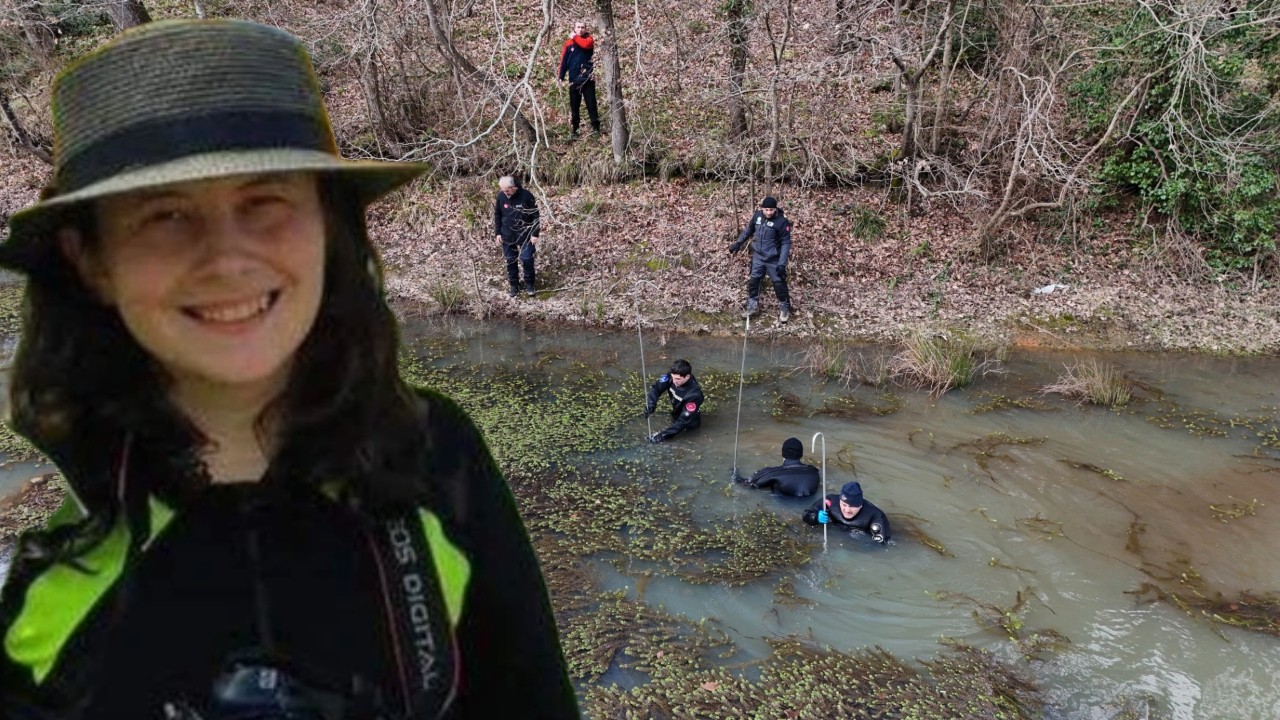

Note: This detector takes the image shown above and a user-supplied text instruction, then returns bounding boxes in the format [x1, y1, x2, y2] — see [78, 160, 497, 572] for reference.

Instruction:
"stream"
[2, 317, 1278, 718]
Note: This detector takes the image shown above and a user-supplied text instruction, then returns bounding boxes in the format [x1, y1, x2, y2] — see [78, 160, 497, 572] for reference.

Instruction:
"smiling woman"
[0, 19, 578, 720]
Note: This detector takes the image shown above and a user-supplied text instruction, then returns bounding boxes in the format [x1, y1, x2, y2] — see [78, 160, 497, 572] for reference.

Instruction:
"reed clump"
[890, 331, 994, 396]
[1042, 359, 1132, 407]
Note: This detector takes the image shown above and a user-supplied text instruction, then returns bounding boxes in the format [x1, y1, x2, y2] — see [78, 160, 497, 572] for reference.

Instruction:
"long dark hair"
[7, 175, 428, 522]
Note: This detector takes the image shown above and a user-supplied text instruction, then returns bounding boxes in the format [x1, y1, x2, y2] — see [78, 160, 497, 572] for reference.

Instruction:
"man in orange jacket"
[557, 20, 601, 140]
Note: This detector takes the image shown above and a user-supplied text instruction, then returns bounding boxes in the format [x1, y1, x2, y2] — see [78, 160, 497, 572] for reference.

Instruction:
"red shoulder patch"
[685, 402, 697, 412]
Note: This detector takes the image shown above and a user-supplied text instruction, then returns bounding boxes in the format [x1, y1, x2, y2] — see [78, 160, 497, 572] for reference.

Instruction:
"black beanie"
[761, 195, 778, 208]
[781, 437, 803, 460]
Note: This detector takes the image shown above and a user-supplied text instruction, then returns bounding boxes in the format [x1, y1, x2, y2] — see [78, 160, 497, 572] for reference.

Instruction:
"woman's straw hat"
[1, 19, 428, 270]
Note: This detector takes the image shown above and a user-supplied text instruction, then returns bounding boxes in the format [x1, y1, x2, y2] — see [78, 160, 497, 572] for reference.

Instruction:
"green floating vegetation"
[398, 353, 640, 479]
[811, 392, 902, 419]
[932, 588, 1070, 660]
[1208, 497, 1259, 523]
[521, 467, 812, 587]
[951, 433, 1046, 482]
[1060, 459, 1125, 483]
[969, 393, 1050, 415]
[1130, 558, 1280, 638]
[584, 634, 1043, 720]
[771, 391, 807, 420]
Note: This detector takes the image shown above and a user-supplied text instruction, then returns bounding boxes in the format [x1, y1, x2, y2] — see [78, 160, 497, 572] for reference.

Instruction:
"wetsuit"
[802, 493, 892, 543]
[740, 459, 820, 497]
[0, 389, 579, 719]
[645, 374, 704, 442]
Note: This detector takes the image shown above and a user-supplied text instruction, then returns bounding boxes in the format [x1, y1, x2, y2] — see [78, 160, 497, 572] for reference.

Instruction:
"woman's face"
[74, 172, 326, 395]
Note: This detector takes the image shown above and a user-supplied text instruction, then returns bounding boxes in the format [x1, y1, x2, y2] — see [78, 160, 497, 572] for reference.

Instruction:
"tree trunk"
[0, 89, 53, 165]
[106, 0, 152, 31]
[929, 16, 956, 153]
[726, 0, 750, 138]
[595, 0, 630, 163]
[194, 0, 206, 18]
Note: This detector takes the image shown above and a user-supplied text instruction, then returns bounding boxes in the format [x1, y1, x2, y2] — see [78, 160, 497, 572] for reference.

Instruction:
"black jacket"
[0, 390, 579, 719]
[645, 374, 704, 441]
[802, 493, 892, 543]
[493, 188, 540, 244]
[743, 459, 820, 497]
[734, 210, 792, 265]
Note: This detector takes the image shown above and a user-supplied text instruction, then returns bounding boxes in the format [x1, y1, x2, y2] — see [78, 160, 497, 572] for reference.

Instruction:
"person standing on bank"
[728, 195, 793, 322]
[802, 481, 892, 544]
[644, 359, 704, 444]
[735, 437, 820, 497]
[493, 175, 540, 297]
[557, 20, 602, 140]
[0, 20, 578, 719]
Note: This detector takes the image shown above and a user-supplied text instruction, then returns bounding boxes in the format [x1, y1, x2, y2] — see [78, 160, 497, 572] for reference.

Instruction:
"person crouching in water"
[644, 359, 703, 443]
[736, 437, 819, 497]
[803, 481, 891, 544]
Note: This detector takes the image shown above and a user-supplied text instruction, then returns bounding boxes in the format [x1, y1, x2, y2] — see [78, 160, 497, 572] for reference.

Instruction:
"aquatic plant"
[1042, 359, 1132, 407]
[890, 330, 995, 397]
[811, 392, 902, 419]
[771, 391, 807, 420]
[1208, 497, 1259, 522]
[1131, 554, 1280, 638]
[933, 589, 1070, 660]
[969, 393, 1050, 415]
[1060, 460, 1126, 483]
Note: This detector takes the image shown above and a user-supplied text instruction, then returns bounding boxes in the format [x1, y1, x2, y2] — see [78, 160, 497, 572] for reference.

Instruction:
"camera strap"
[372, 511, 458, 719]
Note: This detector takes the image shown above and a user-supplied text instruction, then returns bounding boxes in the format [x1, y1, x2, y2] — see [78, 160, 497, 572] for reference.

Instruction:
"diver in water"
[735, 437, 820, 497]
[644, 359, 704, 443]
[802, 481, 891, 544]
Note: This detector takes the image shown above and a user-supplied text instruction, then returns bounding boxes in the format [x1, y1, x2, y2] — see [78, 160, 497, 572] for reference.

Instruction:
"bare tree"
[595, 0, 631, 163]
[0, 88, 52, 164]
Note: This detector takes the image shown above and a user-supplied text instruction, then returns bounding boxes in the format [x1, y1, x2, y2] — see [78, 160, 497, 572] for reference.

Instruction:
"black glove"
[777, 263, 787, 275]
[643, 405, 654, 418]
[728, 241, 743, 255]
[732, 472, 750, 485]
[648, 432, 664, 444]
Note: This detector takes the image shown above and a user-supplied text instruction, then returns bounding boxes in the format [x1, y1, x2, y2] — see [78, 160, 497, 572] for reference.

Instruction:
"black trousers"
[747, 256, 790, 305]
[502, 238, 536, 287]
[569, 80, 600, 133]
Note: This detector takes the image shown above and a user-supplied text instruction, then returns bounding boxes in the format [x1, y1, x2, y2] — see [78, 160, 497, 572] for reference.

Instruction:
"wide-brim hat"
[1, 19, 428, 271]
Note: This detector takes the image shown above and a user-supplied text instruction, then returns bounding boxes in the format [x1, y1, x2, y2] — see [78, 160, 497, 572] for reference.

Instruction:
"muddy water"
[1, 317, 1276, 719]
[417, 319, 1280, 720]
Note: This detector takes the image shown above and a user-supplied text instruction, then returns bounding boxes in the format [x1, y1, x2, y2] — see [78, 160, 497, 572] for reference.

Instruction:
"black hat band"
[57, 109, 335, 195]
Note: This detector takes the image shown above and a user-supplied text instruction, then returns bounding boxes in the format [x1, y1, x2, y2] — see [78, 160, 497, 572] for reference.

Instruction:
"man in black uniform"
[736, 437, 820, 497]
[493, 175, 540, 296]
[802, 481, 891, 544]
[644, 359, 704, 443]
[728, 195, 793, 322]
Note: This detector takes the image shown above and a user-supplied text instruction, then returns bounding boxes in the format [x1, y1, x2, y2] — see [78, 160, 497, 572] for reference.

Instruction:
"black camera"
[163, 661, 362, 720]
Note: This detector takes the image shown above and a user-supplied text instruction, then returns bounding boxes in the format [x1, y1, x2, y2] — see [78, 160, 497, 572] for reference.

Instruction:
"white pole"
[811, 432, 827, 552]
[731, 314, 750, 478]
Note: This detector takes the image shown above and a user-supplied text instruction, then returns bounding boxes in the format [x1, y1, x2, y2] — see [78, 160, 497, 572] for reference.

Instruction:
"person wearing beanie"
[644, 358, 704, 443]
[735, 437, 820, 497]
[802, 480, 892, 544]
[728, 195, 794, 322]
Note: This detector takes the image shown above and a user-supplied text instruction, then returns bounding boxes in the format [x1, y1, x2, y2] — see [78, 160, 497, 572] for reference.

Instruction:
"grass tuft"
[1042, 359, 1131, 407]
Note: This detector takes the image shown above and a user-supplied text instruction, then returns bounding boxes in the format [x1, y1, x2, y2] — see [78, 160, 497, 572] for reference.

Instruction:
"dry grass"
[1042, 359, 1132, 407]
[795, 340, 891, 388]
[428, 281, 467, 314]
[889, 331, 992, 396]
